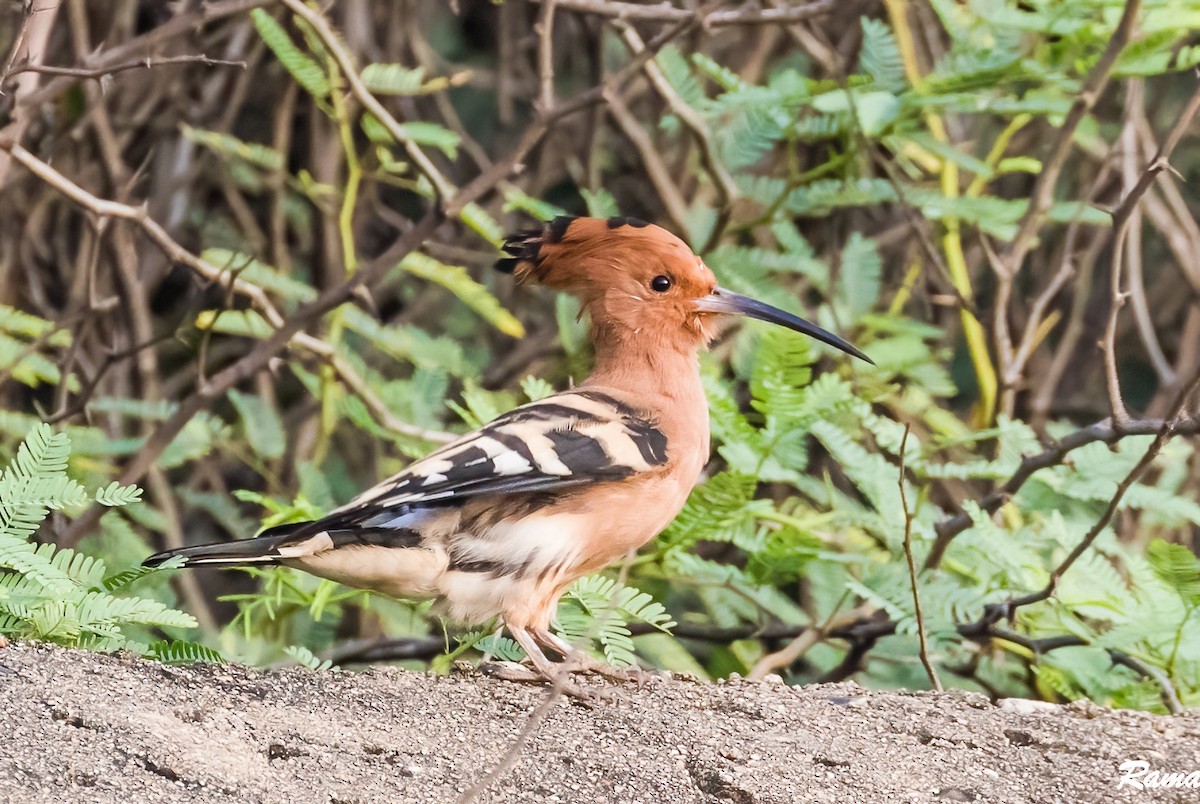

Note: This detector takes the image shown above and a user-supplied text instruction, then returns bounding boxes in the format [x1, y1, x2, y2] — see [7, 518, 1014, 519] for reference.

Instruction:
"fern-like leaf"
[283, 644, 336, 671]
[251, 9, 330, 100]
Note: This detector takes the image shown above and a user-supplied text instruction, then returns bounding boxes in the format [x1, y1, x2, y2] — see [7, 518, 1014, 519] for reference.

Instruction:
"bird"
[144, 215, 871, 683]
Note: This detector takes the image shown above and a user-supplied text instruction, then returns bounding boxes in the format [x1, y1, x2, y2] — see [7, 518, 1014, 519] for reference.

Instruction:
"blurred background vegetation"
[1, 0, 1199, 712]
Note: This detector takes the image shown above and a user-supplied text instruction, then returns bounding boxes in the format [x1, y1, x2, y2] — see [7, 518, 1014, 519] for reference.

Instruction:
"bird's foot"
[559, 654, 653, 685]
[478, 660, 615, 703]
[475, 662, 604, 700]
[526, 629, 655, 685]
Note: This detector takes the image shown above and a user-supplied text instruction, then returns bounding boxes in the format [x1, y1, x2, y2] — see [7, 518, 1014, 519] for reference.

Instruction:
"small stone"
[997, 698, 1060, 715]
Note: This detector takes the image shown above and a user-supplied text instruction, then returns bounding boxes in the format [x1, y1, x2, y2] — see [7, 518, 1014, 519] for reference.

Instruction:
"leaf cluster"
[0, 425, 203, 661]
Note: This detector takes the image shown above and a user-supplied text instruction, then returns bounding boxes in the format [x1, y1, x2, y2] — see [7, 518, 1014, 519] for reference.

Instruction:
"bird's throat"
[586, 332, 705, 408]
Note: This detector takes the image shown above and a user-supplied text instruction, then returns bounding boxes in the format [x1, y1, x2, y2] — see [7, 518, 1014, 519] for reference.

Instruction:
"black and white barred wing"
[342, 388, 669, 512]
[142, 389, 670, 568]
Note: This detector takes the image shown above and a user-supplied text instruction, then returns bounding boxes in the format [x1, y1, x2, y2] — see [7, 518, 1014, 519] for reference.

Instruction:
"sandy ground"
[0, 643, 1197, 803]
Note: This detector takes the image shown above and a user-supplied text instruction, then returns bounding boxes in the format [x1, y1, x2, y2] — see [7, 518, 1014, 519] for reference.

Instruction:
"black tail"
[142, 522, 311, 568]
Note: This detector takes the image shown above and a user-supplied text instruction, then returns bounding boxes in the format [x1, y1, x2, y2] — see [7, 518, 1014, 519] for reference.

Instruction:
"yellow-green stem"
[314, 75, 363, 464]
[885, 0, 998, 425]
[966, 114, 1032, 198]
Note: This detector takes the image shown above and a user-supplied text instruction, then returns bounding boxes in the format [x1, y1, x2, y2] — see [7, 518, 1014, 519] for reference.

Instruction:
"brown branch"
[535, 0, 558, 114]
[994, 151, 1117, 416]
[2, 54, 245, 82]
[962, 630, 1182, 714]
[1030, 233, 1108, 425]
[817, 613, 899, 683]
[925, 414, 1200, 569]
[0, 0, 61, 184]
[1109, 78, 1200, 233]
[931, 78, 1200, 565]
[605, 89, 691, 234]
[58, 210, 444, 547]
[955, 366, 1200, 634]
[535, 0, 836, 26]
[8, 0, 270, 113]
[331, 613, 902, 666]
[1000, 0, 1141, 274]
[1103, 78, 1200, 409]
[1109, 650, 1184, 715]
[1, 143, 287, 326]
[899, 426, 942, 691]
[3, 137, 456, 447]
[747, 629, 822, 680]
[1102, 239, 1134, 425]
[327, 636, 446, 664]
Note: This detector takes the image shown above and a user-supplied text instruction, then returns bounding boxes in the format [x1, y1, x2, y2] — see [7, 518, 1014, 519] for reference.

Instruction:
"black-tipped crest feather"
[493, 216, 580, 278]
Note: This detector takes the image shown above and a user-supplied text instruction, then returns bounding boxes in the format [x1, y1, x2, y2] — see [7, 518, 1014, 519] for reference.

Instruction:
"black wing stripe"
[451, 444, 491, 468]
[570, 391, 669, 467]
[573, 389, 644, 421]
[629, 421, 669, 465]
[326, 528, 422, 549]
[545, 428, 622, 476]
[484, 430, 545, 473]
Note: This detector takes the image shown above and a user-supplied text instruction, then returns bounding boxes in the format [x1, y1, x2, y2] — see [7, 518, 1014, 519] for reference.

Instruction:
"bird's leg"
[509, 626, 566, 679]
[478, 626, 602, 701]
[531, 629, 650, 683]
[475, 625, 554, 683]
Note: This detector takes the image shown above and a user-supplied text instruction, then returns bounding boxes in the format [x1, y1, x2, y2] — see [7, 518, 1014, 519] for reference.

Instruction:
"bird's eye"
[650, 275, 672, 293]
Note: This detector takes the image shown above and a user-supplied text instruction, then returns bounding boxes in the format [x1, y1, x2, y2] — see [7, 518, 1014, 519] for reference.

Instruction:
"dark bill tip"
[695, 287, 874, 365]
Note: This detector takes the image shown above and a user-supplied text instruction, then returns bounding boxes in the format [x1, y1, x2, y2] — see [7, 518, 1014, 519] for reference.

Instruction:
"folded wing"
[145, 388, 669, 567]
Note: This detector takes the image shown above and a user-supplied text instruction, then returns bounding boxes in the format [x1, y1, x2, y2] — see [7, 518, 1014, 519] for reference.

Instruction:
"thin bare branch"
[536, 0, 558, 114]
[605, 89, 690, 233]
[999, 0, 1141, 274]
[536, 0, 836, 26]
[615, 21, 738, 249]
[2, 54, 245, 82]
[1, 143, 286, 327]
[899, 426, 941, 691]
[926, 414, 1200, 570]
[957, 366, 1200, 627]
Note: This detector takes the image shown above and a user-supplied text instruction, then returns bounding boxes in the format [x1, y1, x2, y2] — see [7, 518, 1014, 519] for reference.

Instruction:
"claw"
[479, 659, 608, 703]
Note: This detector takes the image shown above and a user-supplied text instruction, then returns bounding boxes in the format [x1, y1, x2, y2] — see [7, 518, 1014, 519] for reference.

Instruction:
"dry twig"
[898, 425, 941, 691]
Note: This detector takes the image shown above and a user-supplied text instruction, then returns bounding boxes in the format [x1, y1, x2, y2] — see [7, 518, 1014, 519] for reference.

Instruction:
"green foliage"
[0, 305, 70, 388]
[228, 390, 287, 461]
[283, 644, 336, 671]
[251, 9, 330, 100]
[150, 639, 225, 665]
[396, 253, 525, 337]
[557, 576, 676, 667]
[0, 425, 199, 655]
[632, 328, 1200, 710]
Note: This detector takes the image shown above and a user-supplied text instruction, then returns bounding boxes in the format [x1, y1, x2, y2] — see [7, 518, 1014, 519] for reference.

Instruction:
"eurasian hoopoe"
[145, 216, 870, 681]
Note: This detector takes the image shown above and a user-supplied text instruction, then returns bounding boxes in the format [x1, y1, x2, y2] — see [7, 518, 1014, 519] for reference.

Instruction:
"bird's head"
[496, 216, 871, 363]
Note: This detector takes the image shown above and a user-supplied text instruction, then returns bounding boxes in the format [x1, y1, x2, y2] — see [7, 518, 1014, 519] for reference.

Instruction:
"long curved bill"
[695, 287, 874, 365]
